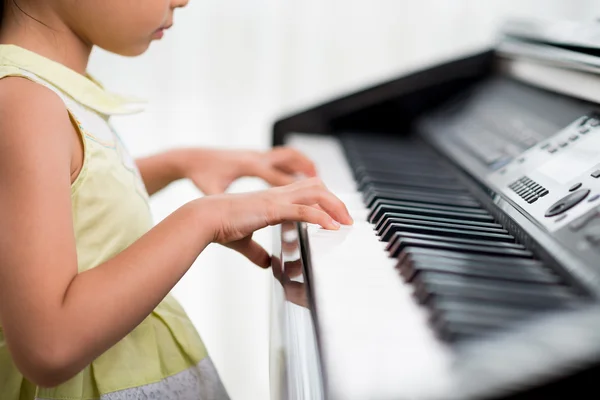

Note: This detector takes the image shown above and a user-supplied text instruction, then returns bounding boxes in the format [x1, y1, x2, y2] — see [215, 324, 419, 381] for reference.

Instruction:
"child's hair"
[0, 1, 4, 27]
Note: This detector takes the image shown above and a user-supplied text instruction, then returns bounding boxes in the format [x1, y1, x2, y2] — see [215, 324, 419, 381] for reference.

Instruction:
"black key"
[412, 271, 576, 307]
[435, 320, 494, 342]
[381, 223, 515, 243]
[431, 302, 565, 341]
[360, 180, 467, 195]
[355, 165, 455, 178]
[363, 182, 477, 199]
[390, 237, 533, 258]
[364, 187, 478, 206]
[387, 231, 523, 251]
[399, 251, 550, 273]
[346, 144, 429, 154]
[374, 212, 504, 232]
[397, 247, 542, 268]
[430, 304, 561, 339]
[351, 159, 442, 174]
[397, 251, 560, 284]
[382, 222, 513, 246]
[377, 217, 508, 239]
[428, 297, 576, 338]
[351, 149, 438, 162]
[359, 173, 466, 188]
[369, 204, 495, 225]
[432, 308, 528, 331]
[368, 199, 490, 222]
[356, 170, 458, 186]
[428, 297, 553, 319]
[369, 198, 491, 214]
[353, 165, 453, 181]
[364, 188, 481, 209]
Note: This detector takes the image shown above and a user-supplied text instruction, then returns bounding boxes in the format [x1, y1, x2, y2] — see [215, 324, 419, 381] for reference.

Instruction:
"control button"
[548, 147, 558, 153]
[559, 142, 569, 148]
[545, 189, 591, 217]
[556, 214, 568, 223]
[525, 194, 539, 203]
[589, 194, 600, 202]
[580, 127, 590, 134]
[569, 135, 579, 141]
[592, 170, 600, 178]
[546, 203, 567, 216]
[518, 157, 525, 164]
[523, 192, 535, 200]
[570, 183, 582, 192]
[540, 190, 549, 197]
[569, 210, 600, 231]
[590, 119, 600, 127]
[540, 143, 551, 150]
[513, 184, 525, 192]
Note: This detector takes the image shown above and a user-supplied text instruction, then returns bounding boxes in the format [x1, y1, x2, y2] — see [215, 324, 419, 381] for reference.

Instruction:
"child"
[0, 0, 353, 399]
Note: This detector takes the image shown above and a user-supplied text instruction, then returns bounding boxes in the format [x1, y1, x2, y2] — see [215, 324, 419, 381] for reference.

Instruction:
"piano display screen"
[536, 150, 600, 185]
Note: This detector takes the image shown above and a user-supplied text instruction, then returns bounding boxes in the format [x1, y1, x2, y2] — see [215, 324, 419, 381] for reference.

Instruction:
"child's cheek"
[139, 0, 172, 32]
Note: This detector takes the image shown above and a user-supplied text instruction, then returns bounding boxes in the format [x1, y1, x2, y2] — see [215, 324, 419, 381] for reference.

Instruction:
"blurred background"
[88, 1, 600, 398]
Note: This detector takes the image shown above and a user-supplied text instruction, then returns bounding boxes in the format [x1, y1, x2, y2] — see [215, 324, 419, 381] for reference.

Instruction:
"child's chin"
[101, 42, 152, 58]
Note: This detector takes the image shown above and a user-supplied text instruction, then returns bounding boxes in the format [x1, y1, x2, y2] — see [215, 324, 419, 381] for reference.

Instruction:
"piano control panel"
[416, 78, 600, 269]
[488, 112, 600, 234]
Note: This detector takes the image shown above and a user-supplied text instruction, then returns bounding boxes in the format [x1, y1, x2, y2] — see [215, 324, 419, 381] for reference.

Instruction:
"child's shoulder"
[0, 75, 68, 118]
[0, 76, 77, 157]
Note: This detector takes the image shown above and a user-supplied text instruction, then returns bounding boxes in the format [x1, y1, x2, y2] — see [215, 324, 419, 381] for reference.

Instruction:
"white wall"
[88, 1, 600, 398]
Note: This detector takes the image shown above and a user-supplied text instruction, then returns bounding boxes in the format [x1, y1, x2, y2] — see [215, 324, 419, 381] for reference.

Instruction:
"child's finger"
[290, 187, 353, 225]
[270, 147, 317, 177]
[257, 166, 295, 187]
[279, 205, 341, 230]
[228, 239, 271, 268]
[309, 204, 325, 212]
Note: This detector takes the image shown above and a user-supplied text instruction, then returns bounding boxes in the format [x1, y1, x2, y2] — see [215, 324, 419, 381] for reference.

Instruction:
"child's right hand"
[197, 177, 353, 268]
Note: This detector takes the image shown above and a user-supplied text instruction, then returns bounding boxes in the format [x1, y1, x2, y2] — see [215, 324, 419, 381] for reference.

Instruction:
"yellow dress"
[0, 44, 229, 400]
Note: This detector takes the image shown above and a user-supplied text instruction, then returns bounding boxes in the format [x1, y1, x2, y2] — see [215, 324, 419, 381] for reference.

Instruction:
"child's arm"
[0, 79, 351, 388]
[135, 147, 318, 196]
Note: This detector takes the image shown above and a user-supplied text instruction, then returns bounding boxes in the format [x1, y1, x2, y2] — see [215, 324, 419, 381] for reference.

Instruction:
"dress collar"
[0, 44, 146, 115]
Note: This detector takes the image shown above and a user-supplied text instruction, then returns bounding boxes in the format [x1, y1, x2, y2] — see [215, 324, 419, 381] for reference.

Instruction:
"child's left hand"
[174, 147, 318, 195]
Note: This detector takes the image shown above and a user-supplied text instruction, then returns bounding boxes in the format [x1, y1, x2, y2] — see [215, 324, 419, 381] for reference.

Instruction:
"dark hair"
[0, 2, 50, 30]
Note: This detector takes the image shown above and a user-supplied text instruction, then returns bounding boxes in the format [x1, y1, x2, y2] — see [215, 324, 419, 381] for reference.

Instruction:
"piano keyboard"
[284, 132, 600, 400]
[340, 133, 585, 343]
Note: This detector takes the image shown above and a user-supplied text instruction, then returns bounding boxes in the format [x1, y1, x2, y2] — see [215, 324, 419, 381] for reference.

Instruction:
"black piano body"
[268, 18, 600, 400]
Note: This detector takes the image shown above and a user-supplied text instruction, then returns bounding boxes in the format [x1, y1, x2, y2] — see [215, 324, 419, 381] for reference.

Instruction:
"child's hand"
[174, 147, 317, 195]
[199, 177, 353, 268]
